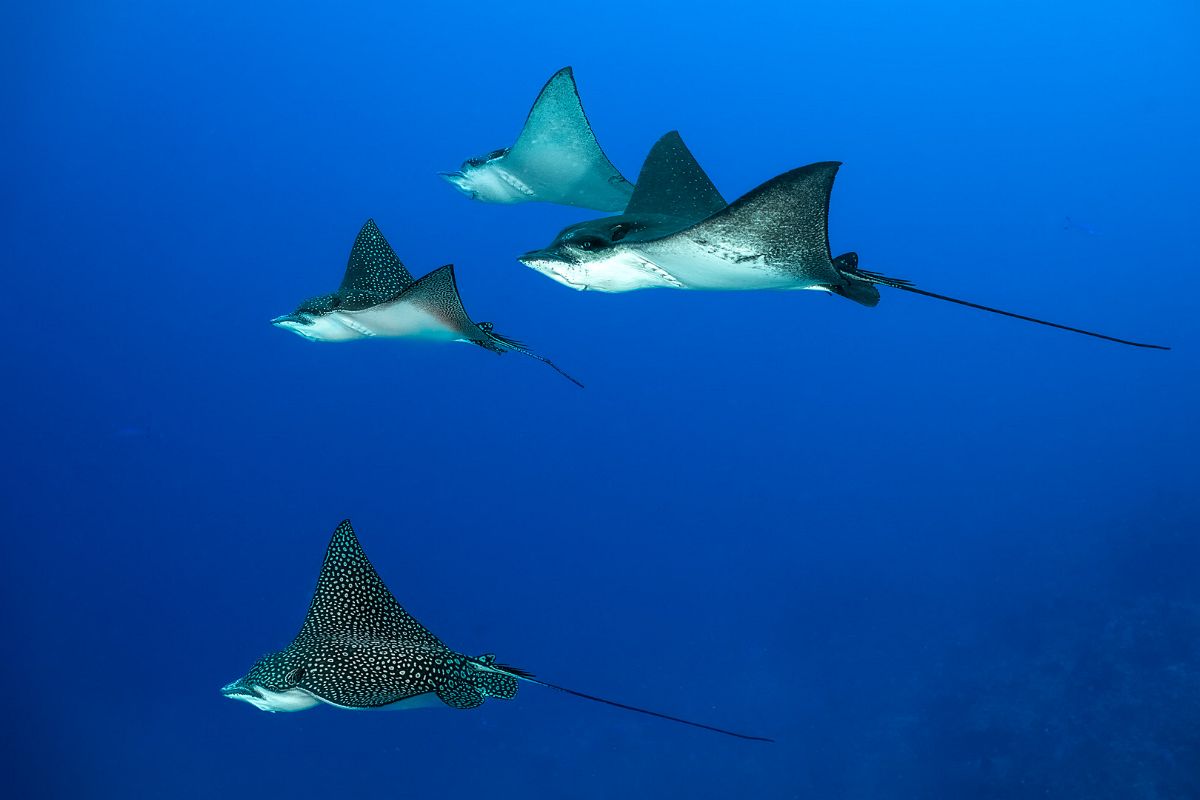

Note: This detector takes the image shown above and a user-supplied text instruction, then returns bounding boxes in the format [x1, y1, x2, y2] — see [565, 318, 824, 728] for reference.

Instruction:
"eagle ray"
[271, 219, 583, 385]
[222, 520, 772, 742]
[518, 137, 1167, 349]
[441, 67, 634, 212]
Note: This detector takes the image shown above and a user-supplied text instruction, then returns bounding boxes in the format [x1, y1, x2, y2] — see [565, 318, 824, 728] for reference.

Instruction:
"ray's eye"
[574, 235, 606, 251]
[286, 666, 305, 685]
[466, 148, 505, 168]
[329, 297, 341, 309]
[610, 223, 633, 242]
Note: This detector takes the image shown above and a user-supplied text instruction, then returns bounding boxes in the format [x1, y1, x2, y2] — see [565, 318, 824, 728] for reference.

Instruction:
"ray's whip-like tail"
[490, 662, 773, 742]
[847, 264, 1170, 350]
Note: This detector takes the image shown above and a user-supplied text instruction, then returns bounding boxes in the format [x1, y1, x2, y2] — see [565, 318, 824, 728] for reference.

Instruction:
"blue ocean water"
[2, 1, 1197, 797]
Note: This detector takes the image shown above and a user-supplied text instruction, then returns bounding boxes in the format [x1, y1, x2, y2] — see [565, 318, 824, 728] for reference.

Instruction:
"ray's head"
[518, 217, 643, 291]
[439, 148, 513, 202]
[271, 293, 344, 340]
[221, 649, 317, 713]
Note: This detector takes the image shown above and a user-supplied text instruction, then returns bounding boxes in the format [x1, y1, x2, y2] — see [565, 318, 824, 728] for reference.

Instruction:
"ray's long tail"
[833, 252, 1169, 350]
[482, 660, 773, 742]
[477, 323, 585, 387]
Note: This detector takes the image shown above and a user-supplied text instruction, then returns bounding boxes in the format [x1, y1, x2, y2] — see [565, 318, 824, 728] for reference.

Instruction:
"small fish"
[441, 67, 633, 212]
[519, 133, 1167, 350]
[222, 520, 772, 742]
[272, 219, 582, 385]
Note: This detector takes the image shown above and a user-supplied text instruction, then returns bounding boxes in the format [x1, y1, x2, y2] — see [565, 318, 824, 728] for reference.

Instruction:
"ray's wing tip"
[410, 263, 458, 289]
[537, 65, 577, 97]
[547, 65, 578, 87]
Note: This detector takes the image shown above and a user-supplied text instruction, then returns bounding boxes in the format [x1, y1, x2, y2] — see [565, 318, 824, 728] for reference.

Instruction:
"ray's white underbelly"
[575, 251, 682, 292]
[332, 307, 464, 342]
[644, 241, 830, 291]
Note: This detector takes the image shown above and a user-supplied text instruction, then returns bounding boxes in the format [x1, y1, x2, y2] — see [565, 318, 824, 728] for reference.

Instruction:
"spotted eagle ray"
[271, 219, 583, 385]
[221, 519, 771, 742]
[440, 66, 633, 212]
[519, 133, 1167, 349]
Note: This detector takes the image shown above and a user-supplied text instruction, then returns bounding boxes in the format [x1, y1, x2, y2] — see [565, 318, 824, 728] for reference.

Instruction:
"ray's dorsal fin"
[338, 219, 415, 305]
[624, 131, 727, 222]
[299, 520, 445, 646]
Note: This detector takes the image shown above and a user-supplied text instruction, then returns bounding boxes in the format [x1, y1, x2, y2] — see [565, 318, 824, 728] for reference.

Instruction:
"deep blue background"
[2, 1, 1198, 797]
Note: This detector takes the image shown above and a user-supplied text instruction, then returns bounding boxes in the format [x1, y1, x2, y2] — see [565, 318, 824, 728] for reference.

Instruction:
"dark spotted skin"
[336, 219, 415, 308]
[232, 520, 518, 709]
[394, 264, 484, 344]
[669, 161, 845, 285]
[293, 292, 340, 316]
[286, 219, 415, 317]
[623, 131, 726, 222]
[284, 224, 479, 342]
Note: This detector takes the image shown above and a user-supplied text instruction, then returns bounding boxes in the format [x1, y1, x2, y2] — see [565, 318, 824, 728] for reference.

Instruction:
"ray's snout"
[220, 679, 260, 700]
[271, 313, 310, 330]
[517, 249, 588, 292]
[518, 248, 564, 267]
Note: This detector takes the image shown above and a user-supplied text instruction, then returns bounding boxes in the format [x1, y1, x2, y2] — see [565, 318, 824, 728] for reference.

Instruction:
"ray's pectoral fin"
[625, 131, 727, 223]
[301, 520, 447, 644]
[339, 219, 415, 305]
[506, 67, 633, 211]
[685, 161, 844, 284]
[366, 266, 585, 384]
